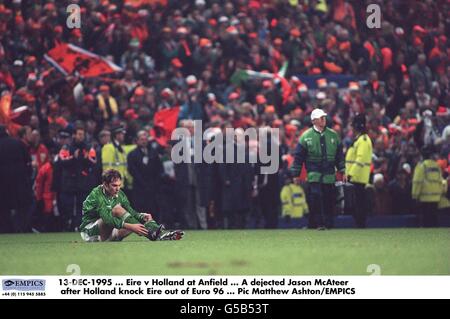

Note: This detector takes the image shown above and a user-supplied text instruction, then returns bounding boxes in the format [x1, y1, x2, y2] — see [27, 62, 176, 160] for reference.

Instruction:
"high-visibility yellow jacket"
[345, 134, 372, 184]
[280, 183, 309, 218]
[101, 142, 136, 190]
[438, 180, 450, 209]
[412, 159, 443, 202]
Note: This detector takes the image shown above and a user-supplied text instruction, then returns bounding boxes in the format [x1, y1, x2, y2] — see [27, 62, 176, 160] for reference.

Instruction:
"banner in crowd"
[150, 106, 180, 147]
[44, 43, 122, 78]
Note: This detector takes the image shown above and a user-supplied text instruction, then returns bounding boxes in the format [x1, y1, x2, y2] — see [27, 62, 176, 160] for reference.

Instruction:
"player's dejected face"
[104, 178, 122, 197]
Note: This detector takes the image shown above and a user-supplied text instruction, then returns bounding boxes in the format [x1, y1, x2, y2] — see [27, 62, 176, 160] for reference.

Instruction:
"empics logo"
[2, 279, 46, 291]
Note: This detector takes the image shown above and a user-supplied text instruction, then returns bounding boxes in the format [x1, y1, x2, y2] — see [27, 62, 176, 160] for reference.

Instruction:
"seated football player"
[80, 169, 184, 242]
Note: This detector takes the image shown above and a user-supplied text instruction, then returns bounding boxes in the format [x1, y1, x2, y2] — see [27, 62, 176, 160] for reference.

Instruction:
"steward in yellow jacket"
[345, 113, 372, 228]
[102, 126, 135, 193]
[412, 145, 443, 227]
[280, 182, 309, 219]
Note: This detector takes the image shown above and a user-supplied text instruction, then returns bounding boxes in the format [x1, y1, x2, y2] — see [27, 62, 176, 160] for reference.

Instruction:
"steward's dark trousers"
[309, 183, 335, 229]
[352, 183, 367, 228]
[417, 202, 438, 227]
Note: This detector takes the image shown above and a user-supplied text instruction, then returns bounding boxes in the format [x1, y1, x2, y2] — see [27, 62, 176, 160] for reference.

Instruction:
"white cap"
[316, 91, 326, 100]
[218, 16, 229, 23]
[373, 173, 384, 184]
[310, 108, 327, 120]
[195, 0, 206, 6]
[13, 60, 23, 67]
[186, 75, 197, 85]
[402, 163, 411, 174]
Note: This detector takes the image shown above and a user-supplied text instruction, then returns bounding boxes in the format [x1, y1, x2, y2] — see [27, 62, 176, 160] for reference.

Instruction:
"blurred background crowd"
[0, 0, 448, 233]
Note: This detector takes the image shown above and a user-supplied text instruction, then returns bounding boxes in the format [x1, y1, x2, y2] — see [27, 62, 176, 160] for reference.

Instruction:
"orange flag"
[150, 107, 180, 147]
[44, 43, 122, 78]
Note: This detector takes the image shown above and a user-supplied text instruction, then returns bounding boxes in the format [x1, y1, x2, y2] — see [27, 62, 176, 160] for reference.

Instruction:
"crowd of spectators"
[0, 0, 448, 232]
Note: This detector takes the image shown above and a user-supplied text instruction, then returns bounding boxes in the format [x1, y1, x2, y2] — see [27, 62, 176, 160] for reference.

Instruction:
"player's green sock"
[144, 220, 161, 232]
[122, 213, 140, 225]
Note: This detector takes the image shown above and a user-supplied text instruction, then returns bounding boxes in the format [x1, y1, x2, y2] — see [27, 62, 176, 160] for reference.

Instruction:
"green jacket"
[291, 127, 345, 184]
[80, 185, 145, 231]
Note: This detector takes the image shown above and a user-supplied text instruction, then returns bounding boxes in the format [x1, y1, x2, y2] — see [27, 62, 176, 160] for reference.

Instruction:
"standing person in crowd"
[80, 169, 184, 242]
[102, 125, 134, 198]
[291, 108, 346, 230]
[412, 145, 444, 227]
[127, 130, 164, 220]
[0, 125, 33, 233]
[345, 113, 373, 228]
[57, 125, 97, 231]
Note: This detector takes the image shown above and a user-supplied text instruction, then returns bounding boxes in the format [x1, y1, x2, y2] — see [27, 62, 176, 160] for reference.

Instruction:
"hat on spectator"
[129, 38, 140, 47]
[373, 173, 384, 184]
[124, 109, 138, 120]
[84, 94, 95, 102]
[207, 93, 216, 101]
[171, 58, 183, 68]
[219, 16, 229, 24]
[134, 86, 145, 96]
[99, 84, 110, 92]
[310, 108, 327, 120]
[274, 38, 283, 46]
[226, 26, 238, 35]
[265, 105, 275, 114]
[317, 78, 327, 88]
[402, 163, 411, 175]
[208, 18, 217, 26]
[186, 75, 197, 86]
[316, 92, 326, 100]
[161, 88, 174, 98]
[195, 0, 206, 6]
[255, 94, 266, 104]
[436, 106, 449, 116]
[199, 38, 212, 48]
[13, 60, 23, 67]
[290, 27, 301, 38]
[177, 27, 188, 34]
[262, 80, 272, 88]
[348, 81, 359, 91]
[111, 125, 126, 135]
[298, 83, 308, 92]
[228, 92, 239, 100]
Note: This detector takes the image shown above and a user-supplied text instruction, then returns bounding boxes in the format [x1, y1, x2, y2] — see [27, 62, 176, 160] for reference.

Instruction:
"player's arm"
[120, 193, 147, 224]
[83, 192, 125, 229]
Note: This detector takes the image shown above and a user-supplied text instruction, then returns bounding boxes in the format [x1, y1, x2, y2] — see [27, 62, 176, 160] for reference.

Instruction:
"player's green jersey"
[80, 185, 145, 231]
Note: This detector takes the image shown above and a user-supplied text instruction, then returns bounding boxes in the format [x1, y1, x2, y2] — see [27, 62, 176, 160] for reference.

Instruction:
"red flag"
[150, 107, 180, 147]
[44, 43, 122, 78]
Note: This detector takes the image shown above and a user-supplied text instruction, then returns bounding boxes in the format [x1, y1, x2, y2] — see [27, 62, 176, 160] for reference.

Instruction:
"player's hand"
[126, 223, 148, 237]
[142, 213, 153, 222]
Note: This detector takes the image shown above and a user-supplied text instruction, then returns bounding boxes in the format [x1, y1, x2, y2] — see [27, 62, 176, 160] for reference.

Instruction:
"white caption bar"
[0, 276, 449, 299]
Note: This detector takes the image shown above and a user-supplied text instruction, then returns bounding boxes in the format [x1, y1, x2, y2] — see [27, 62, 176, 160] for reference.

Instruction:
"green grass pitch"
[0, 229, 449, 275]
